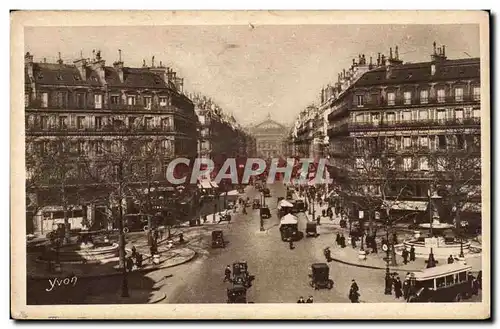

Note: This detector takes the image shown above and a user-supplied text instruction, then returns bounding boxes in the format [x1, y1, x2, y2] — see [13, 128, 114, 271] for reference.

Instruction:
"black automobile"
[227, 285, 247, 303]
[252, 198, 261, 209]
[262, 187, 271, 197]
[309, 263, 334, 290]
[211, 230, 225, 248]
[232, 261, 255, 288]
[306, 222, 318, 237]
[260, 206, 271, 219]
[123, 213, 154, 233]
[293, 199, 306, 212]
[286, 191, 293, 199]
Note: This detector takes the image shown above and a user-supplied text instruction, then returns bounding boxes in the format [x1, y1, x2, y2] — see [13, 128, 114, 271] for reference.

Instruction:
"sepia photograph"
[10, 10, 490, 319]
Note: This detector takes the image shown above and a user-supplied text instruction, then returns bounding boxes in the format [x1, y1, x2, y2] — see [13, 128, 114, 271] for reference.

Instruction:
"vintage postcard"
[11, 10, 490, 319]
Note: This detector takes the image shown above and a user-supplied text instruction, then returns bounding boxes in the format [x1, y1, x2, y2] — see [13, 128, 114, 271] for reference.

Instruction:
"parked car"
[122, 213, 154, 233]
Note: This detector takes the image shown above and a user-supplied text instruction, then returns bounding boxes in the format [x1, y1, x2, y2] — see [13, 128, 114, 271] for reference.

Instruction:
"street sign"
[382, 243, 389, 252]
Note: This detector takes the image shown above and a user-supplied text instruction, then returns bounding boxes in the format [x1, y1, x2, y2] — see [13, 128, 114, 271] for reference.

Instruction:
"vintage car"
[306, 222, 318, 237]
[309, 263, 334, 290]
[227, 284, 247, 303]
[293, 199, 306, 213]
[279, 214, 301, 242]
[232, 261, 255, 288]
[252, 198, 261, 209]
[260, 206, 271, 219]
[211, 230, 225, 248]
[407, 263, 477, 302]
[123, 213, 155, 233]
[286, 191, 294, 200]
[262, 187, 271, 197]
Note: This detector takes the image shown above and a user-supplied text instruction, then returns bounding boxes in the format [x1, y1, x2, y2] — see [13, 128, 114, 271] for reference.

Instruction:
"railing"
[348, 117, 480, 131]
[26, 124, 178, 135]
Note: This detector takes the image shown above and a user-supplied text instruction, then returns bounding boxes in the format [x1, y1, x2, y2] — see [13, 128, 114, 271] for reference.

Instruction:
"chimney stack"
[57, 52, 63, 65]
[389, 47, 393, 60]
[433, 41, 437, 55]
[113, 49, 124, 83]
[25, 52, 34, 81]
[142, 59, 147, 68]
[152, 56, 155, 68]
[442, 45, 446, 57]
[369, 56, 373, 69]
[381, 54, 386, 66]
[395, 46, 399, 60]
[73, 56, 88, 81]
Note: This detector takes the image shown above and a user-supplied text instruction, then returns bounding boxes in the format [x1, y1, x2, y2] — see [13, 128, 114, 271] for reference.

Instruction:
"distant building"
[250, 114, 288, 159]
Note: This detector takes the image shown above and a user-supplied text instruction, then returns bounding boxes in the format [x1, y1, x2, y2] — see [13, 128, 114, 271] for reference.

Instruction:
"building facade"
[191, 94, 256, 186]
[326, 44, 481, 224]
[250, 115, 288, 159]
[25, 51, 199, 233]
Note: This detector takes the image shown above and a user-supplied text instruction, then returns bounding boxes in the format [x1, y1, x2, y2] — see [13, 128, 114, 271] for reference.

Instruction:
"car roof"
[413, 263, 472, 281]
[311, 263, 329, 269]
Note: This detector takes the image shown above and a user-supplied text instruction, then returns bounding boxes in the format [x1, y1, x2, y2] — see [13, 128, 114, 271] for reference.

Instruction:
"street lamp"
[115, 163, 129, 298]
[384, 219, 392, 295]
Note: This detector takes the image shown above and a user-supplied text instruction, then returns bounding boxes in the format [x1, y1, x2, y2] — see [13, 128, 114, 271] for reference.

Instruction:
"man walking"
[394, 276, 403, 299]
[409, 245, 416, 262]
[223, 265, 231, 282]
[402, 247, 409, 265]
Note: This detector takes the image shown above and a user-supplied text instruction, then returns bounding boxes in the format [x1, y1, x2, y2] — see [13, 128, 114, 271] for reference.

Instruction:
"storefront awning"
[391, 201, 428, 211]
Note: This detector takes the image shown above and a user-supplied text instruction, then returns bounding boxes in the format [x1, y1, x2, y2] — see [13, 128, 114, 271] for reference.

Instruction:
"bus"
[407, 263, 478, 302]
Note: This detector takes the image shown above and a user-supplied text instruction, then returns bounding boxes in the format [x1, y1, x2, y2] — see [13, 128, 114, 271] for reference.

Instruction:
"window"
[420, 90, 429, 104]
[386, 112, 395, 123]
[456, 135, 465, 149]
[458, 271, 467, 282]
[472, 108, 480, 118]
[438, 135, 447, 149]
[455, 109, 464, 121]
[419, 157, 429, 171]
[77, 116, 85, 130]
[162, 140, 173, 153]
[78, 141, 85, 154]
[25, 93, 29, 107]
[403, 136, 411, 149]
[386, 137, 396, 149]
[419, 110, 428, 121]
[162, 118, 173, 130]
[159, 96, 169, 106]
[437, 110, 446, 121]
[144, 96, 152, 109]
[76, 93, 85, 108]
[445, 275, 455, 286]
[41, 92, 48, 108]
[144, 117, 153, 130]
[437, 88, 445, 103]
[56, 92, 66, 108]
[128, 116, 137, 127]
[403, 157, 412, 171]
[387, 157, 396, 170]
[41, 116, 49, 130]
[371, 113, 380, 125]
[419, 136, 429, 148]
[436, 277, 445, 288]
[110, 95, 120, 105]
[95, 117, 102, 130]
[95, 141, 103, 155]
[355, 158, 365, 169]
[59, 116, 68, 129]
[356, 95, 364, 107]
[454, 87, 464, 102]
[387, 92, 395, 106]
[127, 95, 136, 106]
[404, 91, 412, 105]
[355, 113, 364, 123]
[94, 94, 102, 109]
[473, 86, 480, 101]
[402, 111, 412, 121]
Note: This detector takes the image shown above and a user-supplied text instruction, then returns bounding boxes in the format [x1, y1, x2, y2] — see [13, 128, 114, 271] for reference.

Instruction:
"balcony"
[348, 117, 480, 132]
[25, 124, 179, 136]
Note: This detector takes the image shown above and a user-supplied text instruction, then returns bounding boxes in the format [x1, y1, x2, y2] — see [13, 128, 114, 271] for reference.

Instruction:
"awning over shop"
[390, 201, 428, 211]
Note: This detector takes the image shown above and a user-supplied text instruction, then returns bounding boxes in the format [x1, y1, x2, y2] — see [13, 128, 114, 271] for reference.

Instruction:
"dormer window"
[56, 74, 63, 81]
[91, 76, 97, 82]
[37, 73, 44, 80]
[74, 75, 81, 81]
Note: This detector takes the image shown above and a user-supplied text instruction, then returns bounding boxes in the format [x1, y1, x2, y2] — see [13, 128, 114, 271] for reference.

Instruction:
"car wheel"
[143, 225, 148, 232]
[123, 227, 130, 234]
[454, 293, 462, 302]
[328, 280, 333, 289]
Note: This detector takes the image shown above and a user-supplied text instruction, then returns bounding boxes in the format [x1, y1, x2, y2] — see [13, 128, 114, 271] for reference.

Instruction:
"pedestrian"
[316, 216, 321, 226]
[392, 232, 398, 245]
[223, 265, 231, 282]
[402, 248, 409, 265]
[409, 245, 416, 262]
[372, 237, 378, 254]
[403, 278, 410, 301]
[289, 240, 294, 250]
[336, 232, 341, 246]
[394, 277, 402, 299]
[448, 255, 454, 264]
[349, 279, 360, 303]
[351, 235, 357, 249]
[203, 214, 208, 224]
[306, 296, 314, 303]
[322, 209, 326, 217]
[384, 272, 393, 295]
[131, 246, 137, 258]
[297, 296, 305, 303]
[340, 234, 346, 248]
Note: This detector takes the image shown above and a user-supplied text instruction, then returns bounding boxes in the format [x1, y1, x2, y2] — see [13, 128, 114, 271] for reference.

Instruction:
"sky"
[25, 24, 480, 127]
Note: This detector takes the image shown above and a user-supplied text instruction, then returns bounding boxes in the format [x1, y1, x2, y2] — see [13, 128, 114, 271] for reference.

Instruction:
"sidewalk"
[27, 246, 196, 279]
